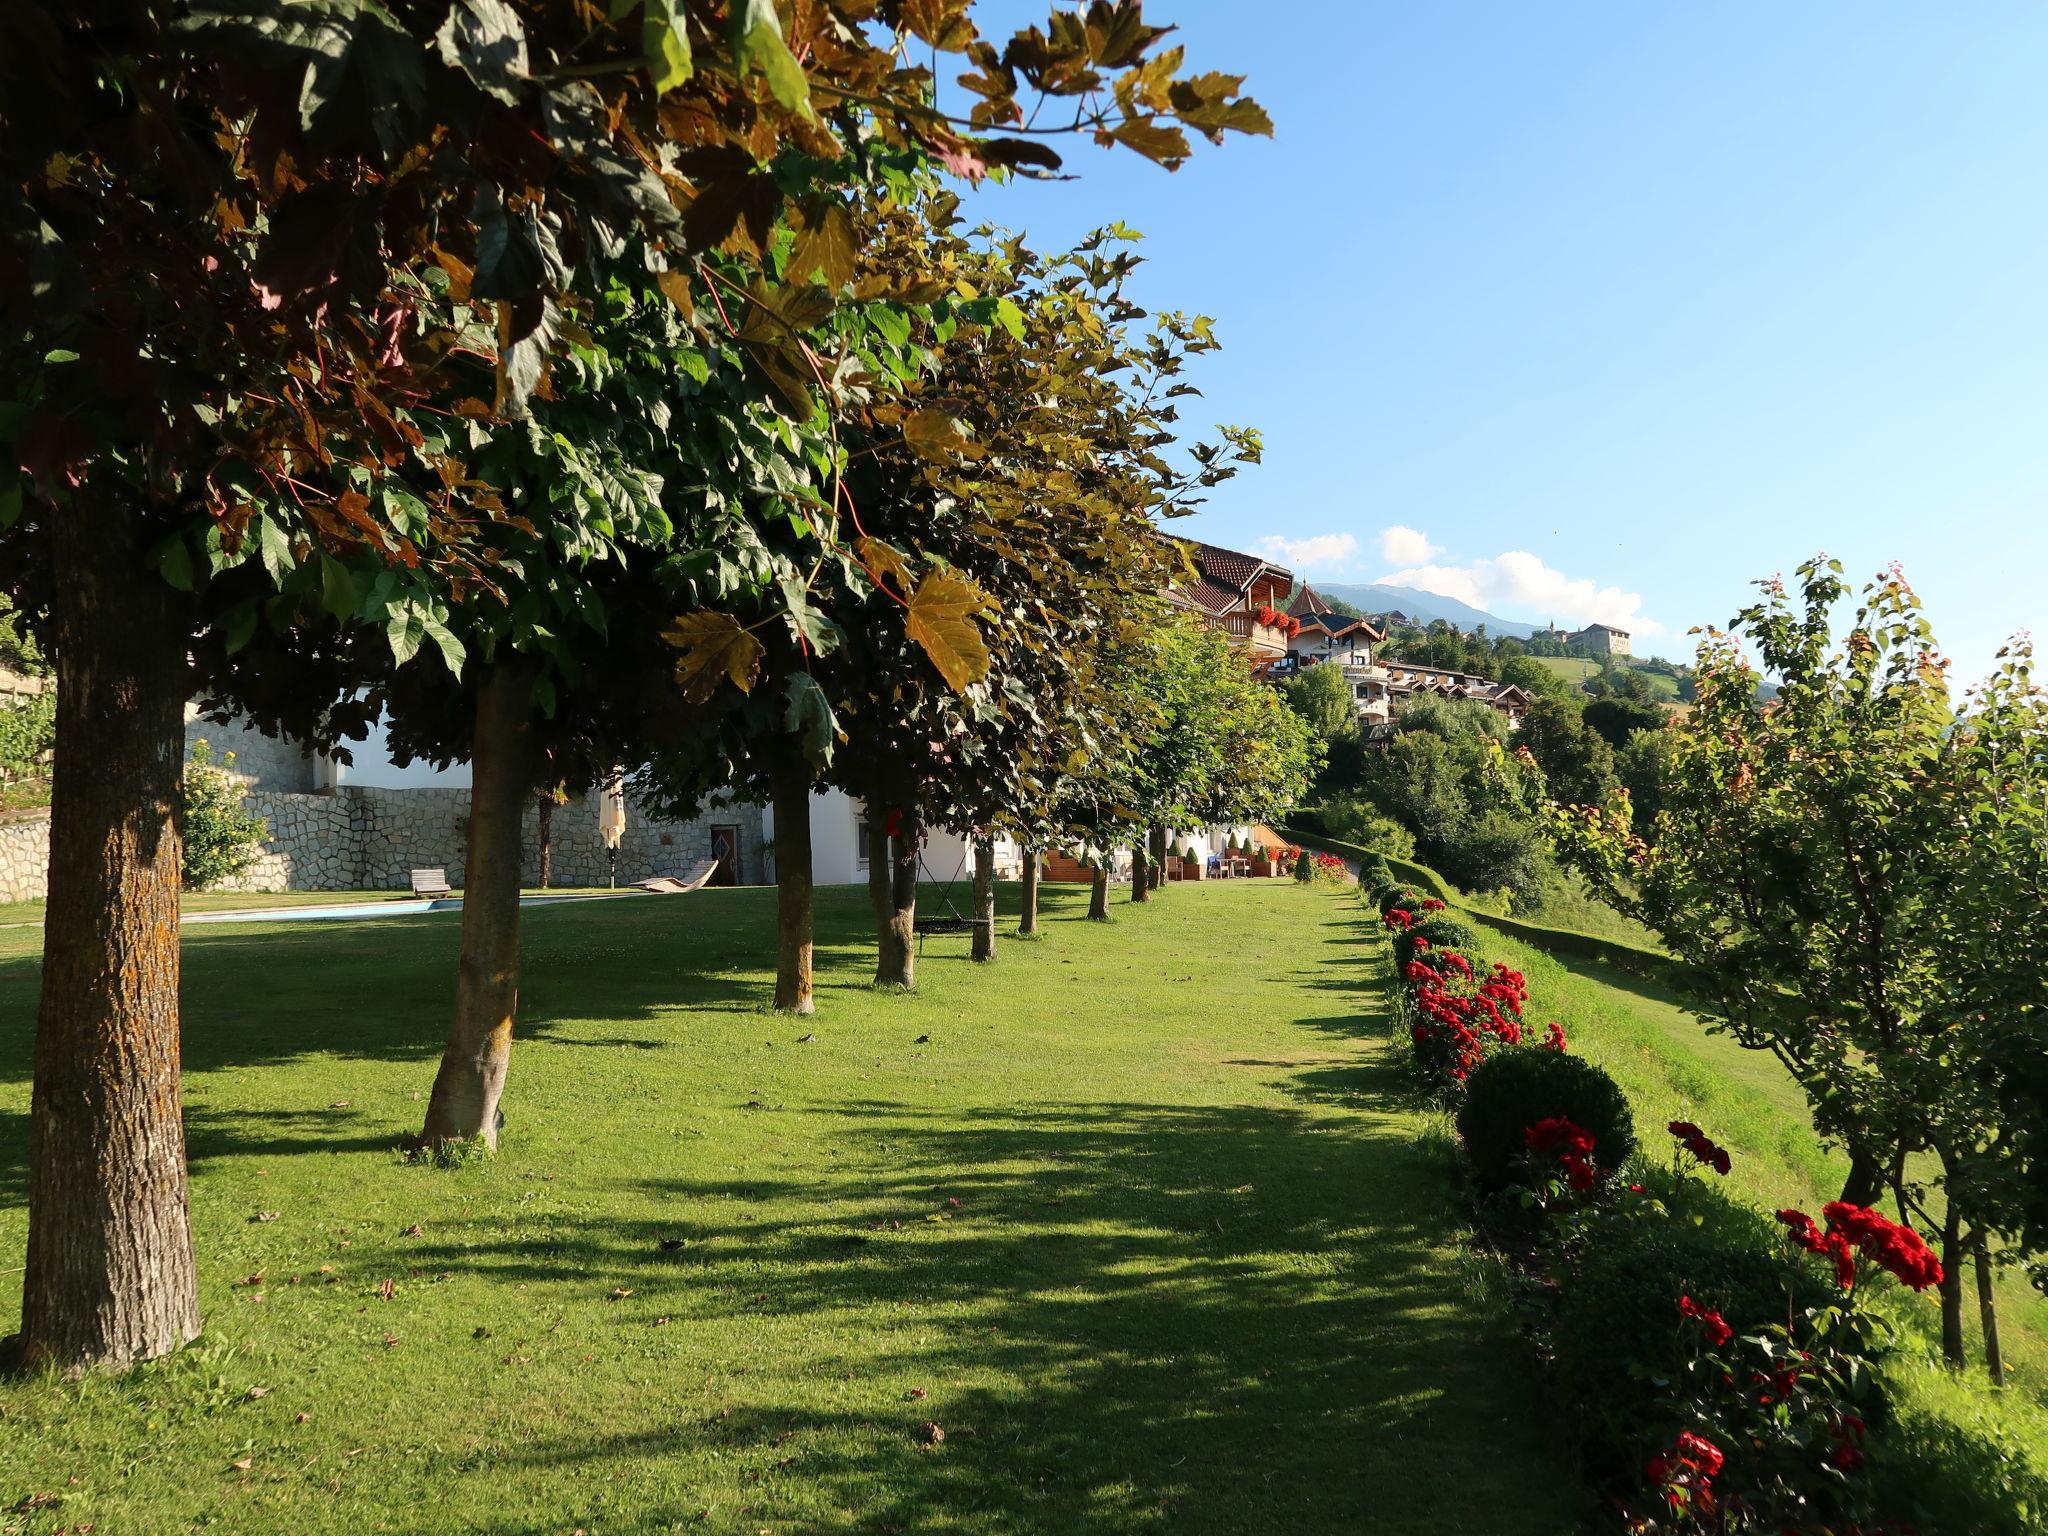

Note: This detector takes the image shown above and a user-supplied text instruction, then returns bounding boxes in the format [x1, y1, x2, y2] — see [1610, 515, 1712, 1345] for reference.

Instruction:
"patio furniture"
[632, 857, 720, 895]
[410, 867, 452, 899]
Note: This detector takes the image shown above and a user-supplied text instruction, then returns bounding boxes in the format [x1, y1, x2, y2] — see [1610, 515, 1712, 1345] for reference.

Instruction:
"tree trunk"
[875, 802, 919, 988]
[535, 795, 553, 889]
[21, 507, 200, 1372]
[1839, 1144, 1887, 1207]
[971, 836, 997, 962]
[867, 816, 892, 957]
[1937, 1205, 1967, 1369]
[1088, 865, 1109, 921]
[418, 662, 536, 1151]
[1131, 839, 1151, 903]
[771, 756, 814, 1014]
[1018, 846, 1039, 936]
[1976, 1236, 2004, 1387]
[1149, 824, 1167, 890]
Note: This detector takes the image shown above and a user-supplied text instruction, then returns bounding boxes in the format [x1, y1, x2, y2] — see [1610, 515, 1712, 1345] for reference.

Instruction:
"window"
[854, 816, 870, 866]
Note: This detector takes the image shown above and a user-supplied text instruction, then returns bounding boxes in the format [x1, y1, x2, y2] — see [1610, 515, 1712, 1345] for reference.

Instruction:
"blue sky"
[957, 3, 2048, 675]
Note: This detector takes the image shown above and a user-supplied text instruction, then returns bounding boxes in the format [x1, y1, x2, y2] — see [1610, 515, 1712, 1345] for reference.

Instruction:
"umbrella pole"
[607, 847, 616, 889]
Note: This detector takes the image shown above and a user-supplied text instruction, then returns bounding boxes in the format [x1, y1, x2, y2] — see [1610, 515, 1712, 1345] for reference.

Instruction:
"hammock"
[911, 843, 991, 949]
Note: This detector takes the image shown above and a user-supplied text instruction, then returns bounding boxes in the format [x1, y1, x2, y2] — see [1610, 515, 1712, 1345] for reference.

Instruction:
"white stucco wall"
[762, 788, 1022, 888]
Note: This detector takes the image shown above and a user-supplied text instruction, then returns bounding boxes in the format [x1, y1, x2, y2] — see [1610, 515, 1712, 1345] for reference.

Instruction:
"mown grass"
[1478, 931, 2048, 1479]
[0, 881, 1578, 1535]
[1528, 656, 1681, 700]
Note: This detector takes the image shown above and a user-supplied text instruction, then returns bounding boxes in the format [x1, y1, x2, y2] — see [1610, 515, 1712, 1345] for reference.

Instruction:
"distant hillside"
[1531, 655, 1682, 701]
[1309, 583, 1539, 639]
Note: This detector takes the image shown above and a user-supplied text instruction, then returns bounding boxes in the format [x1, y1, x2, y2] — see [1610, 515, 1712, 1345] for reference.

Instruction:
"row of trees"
[0, 0, 1278, 1372]
[1551, 559, 2047, 1380]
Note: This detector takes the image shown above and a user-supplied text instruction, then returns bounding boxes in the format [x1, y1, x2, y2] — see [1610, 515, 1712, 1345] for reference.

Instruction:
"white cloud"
[1378, 525, 1439, 565]
[1382, 548, 1665, 635]
[1254, 532, 1360, 575]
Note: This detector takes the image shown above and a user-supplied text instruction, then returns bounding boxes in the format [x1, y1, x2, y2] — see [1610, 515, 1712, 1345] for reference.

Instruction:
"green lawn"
[0, 881, 1577, 1535]
[1528, 655, 1680, 700]
[1479, 932, 2048, 1474]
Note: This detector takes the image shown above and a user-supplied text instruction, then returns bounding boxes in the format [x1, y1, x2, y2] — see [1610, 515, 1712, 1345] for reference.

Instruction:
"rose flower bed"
[1364, 876, 1961, 1533]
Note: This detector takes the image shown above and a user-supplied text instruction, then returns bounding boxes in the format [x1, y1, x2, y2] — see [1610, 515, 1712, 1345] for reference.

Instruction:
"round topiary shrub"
[1377, 884, 1423, 917]
[1397, 915, 1478, 968]
[1456, 1048, 1636, 1191]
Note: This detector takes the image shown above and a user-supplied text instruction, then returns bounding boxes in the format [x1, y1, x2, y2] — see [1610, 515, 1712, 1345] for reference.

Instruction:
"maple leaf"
[905, 571, 993, 692]
[664, 611, 764, 702]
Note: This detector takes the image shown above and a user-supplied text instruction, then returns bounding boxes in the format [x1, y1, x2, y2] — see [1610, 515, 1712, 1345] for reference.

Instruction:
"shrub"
[1396, 914, 1476, 969]
[181, 739, 268, 890]
[1457, 1048, 1635, 1191]
[1293, 848, 1313, 882]
[1377, 884, 1423, 917]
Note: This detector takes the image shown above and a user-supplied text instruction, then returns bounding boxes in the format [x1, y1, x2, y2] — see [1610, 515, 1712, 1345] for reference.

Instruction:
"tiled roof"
[1288, 584, 1336, 618]
[1162, 535, 1294, 601]
[1172, 576, 1246, 616]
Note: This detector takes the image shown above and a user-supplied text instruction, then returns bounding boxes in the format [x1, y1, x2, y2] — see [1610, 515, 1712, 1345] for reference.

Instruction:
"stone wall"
[0, 787, 765, 900]
[211, 785, 764, 893]
[0, 810, 50, 901]
[184, 709, 321, 793]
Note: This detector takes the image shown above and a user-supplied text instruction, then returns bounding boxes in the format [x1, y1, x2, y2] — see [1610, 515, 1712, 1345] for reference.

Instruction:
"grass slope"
[0, 882, 1575, 1535]
[1529, 656, 1680, 700]
[1480, 933, 2048, 1475]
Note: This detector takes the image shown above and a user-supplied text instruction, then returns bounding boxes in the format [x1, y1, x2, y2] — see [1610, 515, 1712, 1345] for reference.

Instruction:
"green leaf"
[255, 514, 295, 585]
[420, 613, 465, 677]
[435, 0, 530, 106]
[159, 536, 196, 592]
[783, 673, 836, 769]
[643, 0, 693, 93]
[387, 607, 424, 667]
[319, 555, 357, 620]
[42, 348, 80, 365]
[727, 0, 810, 116]
[992, 297, 1026, 342]
[222, 603, 259, 655]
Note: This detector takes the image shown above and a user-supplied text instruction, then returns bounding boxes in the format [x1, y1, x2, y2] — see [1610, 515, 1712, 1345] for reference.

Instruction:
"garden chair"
[410, 867, 452, 899]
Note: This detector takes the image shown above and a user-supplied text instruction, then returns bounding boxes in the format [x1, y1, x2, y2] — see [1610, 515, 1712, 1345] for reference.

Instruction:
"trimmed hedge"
[1281, 823, 1679, 985]
[1456, 1048, 1637, 1192]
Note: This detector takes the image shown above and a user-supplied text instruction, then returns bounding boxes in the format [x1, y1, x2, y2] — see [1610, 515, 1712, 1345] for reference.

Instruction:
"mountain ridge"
[1306, 582, 1541, 639]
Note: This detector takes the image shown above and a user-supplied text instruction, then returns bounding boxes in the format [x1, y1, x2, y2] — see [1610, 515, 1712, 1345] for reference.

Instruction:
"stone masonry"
[0, 787, 763, 900]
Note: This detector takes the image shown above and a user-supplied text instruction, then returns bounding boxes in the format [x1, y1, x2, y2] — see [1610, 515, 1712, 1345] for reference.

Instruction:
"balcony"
[1218, 611, 1290, 657]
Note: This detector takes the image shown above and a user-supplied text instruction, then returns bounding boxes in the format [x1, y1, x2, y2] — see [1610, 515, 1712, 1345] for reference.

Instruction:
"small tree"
[179, 740, 267, 890]
[1551, 559, 2048, 1374]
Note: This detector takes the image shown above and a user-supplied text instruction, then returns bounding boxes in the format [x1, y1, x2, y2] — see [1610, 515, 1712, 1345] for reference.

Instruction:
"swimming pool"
[183, 892, 636, 925]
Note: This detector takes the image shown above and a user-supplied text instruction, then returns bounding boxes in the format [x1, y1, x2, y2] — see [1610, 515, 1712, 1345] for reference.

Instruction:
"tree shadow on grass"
[397, 1086, 1576, 1534]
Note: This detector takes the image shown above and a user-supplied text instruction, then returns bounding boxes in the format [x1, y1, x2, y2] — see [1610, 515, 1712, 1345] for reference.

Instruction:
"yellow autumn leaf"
[903, 407, 987, 462]
[663, 611, 762, 702]
[655, 267, 695, 322]
[905, 570, 992, 692]
[855, 535, 915, 596]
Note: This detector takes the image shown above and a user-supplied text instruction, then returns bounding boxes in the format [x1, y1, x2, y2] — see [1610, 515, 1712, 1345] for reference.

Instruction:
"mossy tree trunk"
[1130, 839, 1150, 903]
[1087, 865, 1109, 921]
[21, 504, 200, 1371]
[1149, 824, 1167, 889]
[418, 661, 536, 1151]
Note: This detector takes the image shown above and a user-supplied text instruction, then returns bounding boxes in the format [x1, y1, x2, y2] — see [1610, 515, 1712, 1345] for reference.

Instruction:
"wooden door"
[709, 824, 741, 886]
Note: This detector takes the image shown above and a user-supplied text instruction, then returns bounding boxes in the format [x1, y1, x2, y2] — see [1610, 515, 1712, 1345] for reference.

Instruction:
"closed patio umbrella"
[597, 775, 627, 887]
